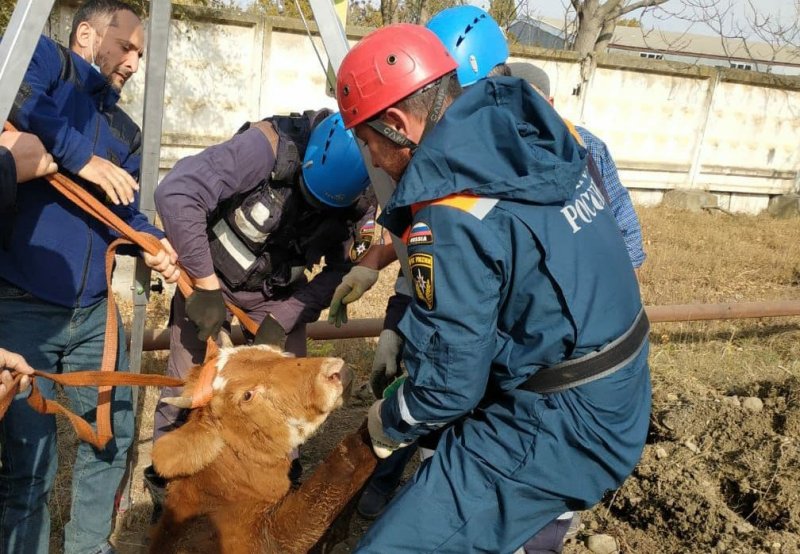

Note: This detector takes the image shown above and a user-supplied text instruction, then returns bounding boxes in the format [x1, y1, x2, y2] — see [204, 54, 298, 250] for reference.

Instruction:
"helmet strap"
[422, 72, 451, 140]
[367, 119, 418, 151]
[297, 173, 330, 211]
[365, 72, 453, 154]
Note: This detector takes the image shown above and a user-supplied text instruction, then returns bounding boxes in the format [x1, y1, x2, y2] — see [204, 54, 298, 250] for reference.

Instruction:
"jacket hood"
[381, 76, 587, 231]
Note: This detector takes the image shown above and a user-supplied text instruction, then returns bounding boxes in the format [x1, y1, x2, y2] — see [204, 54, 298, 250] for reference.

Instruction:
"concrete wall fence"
[50, 2, 800, 215]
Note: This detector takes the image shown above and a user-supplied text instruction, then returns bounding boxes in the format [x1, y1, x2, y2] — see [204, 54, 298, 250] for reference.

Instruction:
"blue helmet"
[301, 112, 370, 208]
[426, 6, 509, 86]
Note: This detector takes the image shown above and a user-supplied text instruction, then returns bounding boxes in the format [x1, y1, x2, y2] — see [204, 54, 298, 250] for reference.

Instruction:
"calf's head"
[152, 345, 351, 479]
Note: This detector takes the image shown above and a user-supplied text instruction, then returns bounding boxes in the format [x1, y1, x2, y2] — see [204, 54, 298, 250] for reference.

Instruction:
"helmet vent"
[458, 14, 486, 46]
[342, 85, 350, 96]
[387, 54, 397, 65]
[321, 128, 335, 165]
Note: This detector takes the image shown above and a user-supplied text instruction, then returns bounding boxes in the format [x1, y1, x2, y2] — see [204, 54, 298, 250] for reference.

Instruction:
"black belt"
[519, 308, 649, 394]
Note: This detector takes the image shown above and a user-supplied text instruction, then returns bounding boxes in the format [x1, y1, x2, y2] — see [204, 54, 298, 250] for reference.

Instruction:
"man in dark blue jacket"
[0, 2, 179, 553]
[336, 24, 651, 553]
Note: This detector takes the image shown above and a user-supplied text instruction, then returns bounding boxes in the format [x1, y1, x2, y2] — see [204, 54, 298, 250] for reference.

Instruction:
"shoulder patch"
[407, 222, 433, 246]
[409, 253, 434, 310]
[349, 219, 375, 262]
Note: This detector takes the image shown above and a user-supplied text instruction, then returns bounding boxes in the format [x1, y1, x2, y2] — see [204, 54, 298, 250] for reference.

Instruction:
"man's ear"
[73, 21, 94, 51]
[384, 107, 424, 145]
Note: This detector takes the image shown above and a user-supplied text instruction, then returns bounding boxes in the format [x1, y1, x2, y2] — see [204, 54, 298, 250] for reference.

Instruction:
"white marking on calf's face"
[282, 358, 346, 448]
[212, 345, 292, 393]
[286, 413, 329, 449]
[212, 346, 236, 392]
[204, 347, 348, 452]
[250, 344, 294, 357]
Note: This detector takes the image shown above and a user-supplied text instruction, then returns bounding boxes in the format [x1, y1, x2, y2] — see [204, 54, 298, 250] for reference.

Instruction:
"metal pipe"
[131, 300, 800, 351]
[645, 300, 800, 323]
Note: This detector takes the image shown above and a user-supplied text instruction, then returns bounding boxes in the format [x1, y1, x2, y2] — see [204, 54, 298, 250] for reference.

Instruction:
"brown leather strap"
[29, 372, 183, 449]
[1, 122, 261, 446]
[1, 370, 183, 449]
[47, 169, 260, 332]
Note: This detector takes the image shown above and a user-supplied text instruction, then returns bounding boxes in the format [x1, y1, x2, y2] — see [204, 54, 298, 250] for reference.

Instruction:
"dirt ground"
[46, 206, 800, 553]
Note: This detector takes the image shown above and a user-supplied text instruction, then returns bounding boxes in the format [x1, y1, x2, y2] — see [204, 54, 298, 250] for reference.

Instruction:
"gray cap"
[507, 62, 551, 97]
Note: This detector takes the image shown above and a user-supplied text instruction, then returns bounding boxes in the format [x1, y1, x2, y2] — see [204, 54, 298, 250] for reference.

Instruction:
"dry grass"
[44, 205, 800, 552]
[637, 207, 800, 396]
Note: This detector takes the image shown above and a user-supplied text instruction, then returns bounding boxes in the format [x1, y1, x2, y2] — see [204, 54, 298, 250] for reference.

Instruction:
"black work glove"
[185, 288, 226, 342]
[254, 313, 287, 349]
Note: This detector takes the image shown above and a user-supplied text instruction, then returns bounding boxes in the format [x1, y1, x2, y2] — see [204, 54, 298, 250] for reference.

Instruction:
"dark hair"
[487, 63, 512, 78]
[69, 0, 140, 46]
[395, 71, 463, 120]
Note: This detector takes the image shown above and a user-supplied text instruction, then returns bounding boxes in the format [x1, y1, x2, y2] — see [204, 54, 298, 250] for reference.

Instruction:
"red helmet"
[336, 24, 458, 129]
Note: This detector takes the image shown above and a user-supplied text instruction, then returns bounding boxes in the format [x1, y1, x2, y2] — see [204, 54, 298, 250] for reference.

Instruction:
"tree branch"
[616, 0, 670, 18]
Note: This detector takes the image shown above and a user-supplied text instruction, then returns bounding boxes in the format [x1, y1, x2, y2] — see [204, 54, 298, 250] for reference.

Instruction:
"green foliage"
[419, 0, 464, 24]
[0, 0, 20, 33]
[348, 0, 382, 27]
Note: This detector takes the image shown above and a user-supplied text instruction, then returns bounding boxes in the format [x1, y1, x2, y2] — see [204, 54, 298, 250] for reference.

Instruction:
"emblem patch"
[349, 219, 375, 262]
[407, 222, 433, 246]
[409, 253, 434, 310]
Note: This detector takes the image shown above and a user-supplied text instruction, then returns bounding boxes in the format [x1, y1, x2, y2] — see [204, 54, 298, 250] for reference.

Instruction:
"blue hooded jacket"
[0, 36, 163, 308]
[378, 76, 647, 442]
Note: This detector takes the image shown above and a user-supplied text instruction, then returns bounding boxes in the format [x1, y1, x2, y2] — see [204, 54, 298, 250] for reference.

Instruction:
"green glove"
[328, 266, 380, 328]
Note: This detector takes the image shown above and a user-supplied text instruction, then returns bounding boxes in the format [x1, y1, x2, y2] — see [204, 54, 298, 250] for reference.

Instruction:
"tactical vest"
[208, 112, 365, 296]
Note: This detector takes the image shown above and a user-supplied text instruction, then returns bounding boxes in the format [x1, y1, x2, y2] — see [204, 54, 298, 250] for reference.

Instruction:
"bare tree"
[566, 0, 671, 58]
[650, 0, 800, 72]
[539, 1, 669, 107]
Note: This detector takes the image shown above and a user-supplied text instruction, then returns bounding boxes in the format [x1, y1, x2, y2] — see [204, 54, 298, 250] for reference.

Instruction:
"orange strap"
[1, 122, 259, 446]
[0, 370, 184, 447]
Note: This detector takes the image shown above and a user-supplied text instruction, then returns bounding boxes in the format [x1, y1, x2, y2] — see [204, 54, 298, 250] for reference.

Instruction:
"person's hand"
[367, 400, 409, 459]
[143, 238, 180, 283]
[370, 329, 403, 398]
[328, 266, 380, 328]
[77, 155, 139, 205]
[185, 287, 227, 342]
[0, 348, 34, 398]
[0, 131, 57, 182]
[253, 313, 286, 349]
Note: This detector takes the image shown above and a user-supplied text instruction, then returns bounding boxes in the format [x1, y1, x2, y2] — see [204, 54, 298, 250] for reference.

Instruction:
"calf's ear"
[152, 417, 224, 478]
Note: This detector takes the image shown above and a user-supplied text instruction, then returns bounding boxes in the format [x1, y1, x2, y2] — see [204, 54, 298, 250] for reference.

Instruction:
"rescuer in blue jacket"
[336, 24, 652, 553]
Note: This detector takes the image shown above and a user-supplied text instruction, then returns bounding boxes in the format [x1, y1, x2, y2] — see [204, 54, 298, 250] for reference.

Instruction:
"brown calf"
[149, 344, 377, 553]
